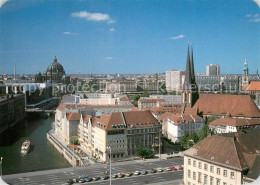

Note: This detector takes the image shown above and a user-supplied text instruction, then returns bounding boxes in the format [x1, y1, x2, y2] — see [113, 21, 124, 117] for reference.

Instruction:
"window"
[188, 170, 191, 178]
[193, 172, 196, 180]
[188, 182, 191, 185]
[193, 160, 196, 167]
[204, 164, 208, 171]
[217, 168, 220, 175]
[210, 176, 214, 185]
[230, 172, 235, 179]
[223, 182, 227, 185]
[199, 162, 202, 169]
[210, 166, 214, 173]
[204, 175, 208, 185]
[188, 159, 191, 165]
[223, 170, 227, 177]
[198, 173, 202, 183]
[216, 179, 220, 185]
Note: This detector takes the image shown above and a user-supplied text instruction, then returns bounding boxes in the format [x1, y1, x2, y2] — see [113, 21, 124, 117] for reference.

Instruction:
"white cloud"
[62, 32, 79, 35]
[250, 18, 260, 22]
[71, 11, 115, 23]
[170, 34, 185, 40]
[109, 28, 115, 32]
[253, 0, 260, 8]
[105, 57, 114, 60]
[247, 13, 260, 22]
[0, 0, 10, 8]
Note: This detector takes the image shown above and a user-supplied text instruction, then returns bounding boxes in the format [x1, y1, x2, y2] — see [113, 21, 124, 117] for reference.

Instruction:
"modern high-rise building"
[206, 64, 220, 76]
[165, 70, 185, 92]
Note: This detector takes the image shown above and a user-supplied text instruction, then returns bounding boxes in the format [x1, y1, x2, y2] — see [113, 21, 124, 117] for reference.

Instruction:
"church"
[181, 44, 260, 119]
[35, 56, 68, 84]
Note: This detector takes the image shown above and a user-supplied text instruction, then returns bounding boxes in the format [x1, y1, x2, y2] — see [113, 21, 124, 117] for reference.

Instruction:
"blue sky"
[0, 0, 260, 75]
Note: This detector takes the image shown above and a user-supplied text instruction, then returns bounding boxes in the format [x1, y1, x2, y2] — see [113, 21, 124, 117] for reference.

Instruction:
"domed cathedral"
[45, 56, 66, 83]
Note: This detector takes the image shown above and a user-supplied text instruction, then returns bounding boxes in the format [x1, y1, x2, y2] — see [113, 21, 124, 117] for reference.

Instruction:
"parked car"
[102, 175, 109, 180]
[157, 167, 163, 172]
[93, 176, 100, 181]
[85, 177, 93, 182]
[141, 170, 148, 175]
[150, 169, 157, 173]
[169, 166, 177, 170]
[179, 165, 183, 170]
[126, 172, 133, 177]
[78, 174, 88, 179]
[78, 178, 86, 183]
[112, 174, 118, 178]
[66, 179, 74, 185]
[118, 173, 125, 178]
[134, 171, 141, 175]
[165, 167, 172, 171]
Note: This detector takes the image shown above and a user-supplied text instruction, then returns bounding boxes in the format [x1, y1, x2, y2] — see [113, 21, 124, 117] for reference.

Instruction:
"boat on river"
[21, 140, 30, 154]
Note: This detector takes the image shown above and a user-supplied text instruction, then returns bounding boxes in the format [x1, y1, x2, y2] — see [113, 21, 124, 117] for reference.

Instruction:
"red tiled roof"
[167, 114, 203, 125]
[66, 112, 81, 121]
[192, 94, 260, 118]
[184, 130, 260, 177]
[209, 117, 260, 127]
[119, 96, 130, 102]
[158, 112, 172, 122]
[242, 81, 260, 91]
[184, 135, 248, 171]
[96, 110, 160, 130]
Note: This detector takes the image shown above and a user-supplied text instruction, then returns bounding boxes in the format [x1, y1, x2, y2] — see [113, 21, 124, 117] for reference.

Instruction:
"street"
[3, 157, 184, 185]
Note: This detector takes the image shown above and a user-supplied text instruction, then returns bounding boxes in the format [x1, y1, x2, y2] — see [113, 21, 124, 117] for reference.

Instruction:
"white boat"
[21, 140, 30, 154]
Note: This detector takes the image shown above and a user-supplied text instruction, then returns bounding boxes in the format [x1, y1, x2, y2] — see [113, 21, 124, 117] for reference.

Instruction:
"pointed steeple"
[190, 44, 195, 83]
[183, 43, 192, 88]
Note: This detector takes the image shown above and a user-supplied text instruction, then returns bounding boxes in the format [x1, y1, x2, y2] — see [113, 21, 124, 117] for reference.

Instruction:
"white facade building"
[166, 70, 185, 92]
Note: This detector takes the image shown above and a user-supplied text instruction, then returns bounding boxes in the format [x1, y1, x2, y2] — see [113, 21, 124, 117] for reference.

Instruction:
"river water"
[0, 115, 71, 175]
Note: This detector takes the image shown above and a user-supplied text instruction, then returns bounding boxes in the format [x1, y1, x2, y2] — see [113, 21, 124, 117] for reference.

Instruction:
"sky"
[0, 0, 260, 75]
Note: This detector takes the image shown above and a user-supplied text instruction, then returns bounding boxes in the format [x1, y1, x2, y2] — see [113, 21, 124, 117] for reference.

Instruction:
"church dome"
[46, 56, 65, 73]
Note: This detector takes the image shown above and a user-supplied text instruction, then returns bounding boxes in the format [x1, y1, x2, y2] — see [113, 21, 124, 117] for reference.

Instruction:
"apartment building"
[183, 130, 260, 185]
[209, 117, 260, 134]
[55, 104, 161, 162]
[159, 113, 204, 143]
[138, 97, 165, 109]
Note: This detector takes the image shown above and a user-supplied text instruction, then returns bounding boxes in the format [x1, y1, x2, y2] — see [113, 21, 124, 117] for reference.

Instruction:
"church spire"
[54, 56, 57, 62]
[183, 43, 192, 88]
[190, 44, 195, 83]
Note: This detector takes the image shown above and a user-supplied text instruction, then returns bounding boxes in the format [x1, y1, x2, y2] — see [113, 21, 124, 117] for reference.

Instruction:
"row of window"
[188, 171, 231, 185]
[188, 159, 235, 179]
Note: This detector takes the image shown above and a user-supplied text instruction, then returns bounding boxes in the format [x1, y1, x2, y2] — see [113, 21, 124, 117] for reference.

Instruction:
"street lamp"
[70, 136, 77, 171]
[159, 130, 161, 160]
[0, 157, 3, 176]
[107, 147, 112, 185]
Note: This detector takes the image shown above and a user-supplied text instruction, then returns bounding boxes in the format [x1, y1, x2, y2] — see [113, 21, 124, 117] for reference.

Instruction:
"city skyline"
[0, 0, 260, 75]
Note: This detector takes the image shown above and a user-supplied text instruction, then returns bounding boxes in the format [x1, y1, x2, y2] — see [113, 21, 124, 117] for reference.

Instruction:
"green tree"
[141, 91, 149, 97]
[136, 147, 154, 159]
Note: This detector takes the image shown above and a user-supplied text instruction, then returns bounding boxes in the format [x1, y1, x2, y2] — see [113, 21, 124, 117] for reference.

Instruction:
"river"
[0, 114, 71, 175]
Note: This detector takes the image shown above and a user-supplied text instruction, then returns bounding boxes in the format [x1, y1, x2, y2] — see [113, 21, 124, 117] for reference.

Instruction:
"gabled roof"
[191, 94, 260, 118]
[184, 135, 248, 171]
[96, 110, 160, 130]
[184, 130, 260, 178]
[242, 81, 260, 91]
[66, 112, 81, 121]
[209, 117, 260, 127]
[167, 114, 203, 125]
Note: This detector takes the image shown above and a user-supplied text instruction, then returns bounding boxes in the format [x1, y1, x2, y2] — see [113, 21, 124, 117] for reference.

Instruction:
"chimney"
[14, 63, 16, 80]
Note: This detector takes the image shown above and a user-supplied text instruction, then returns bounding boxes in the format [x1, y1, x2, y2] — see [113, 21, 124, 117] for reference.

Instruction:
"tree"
[136, 147, 153, 159]
[141, 91, 149, 97]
